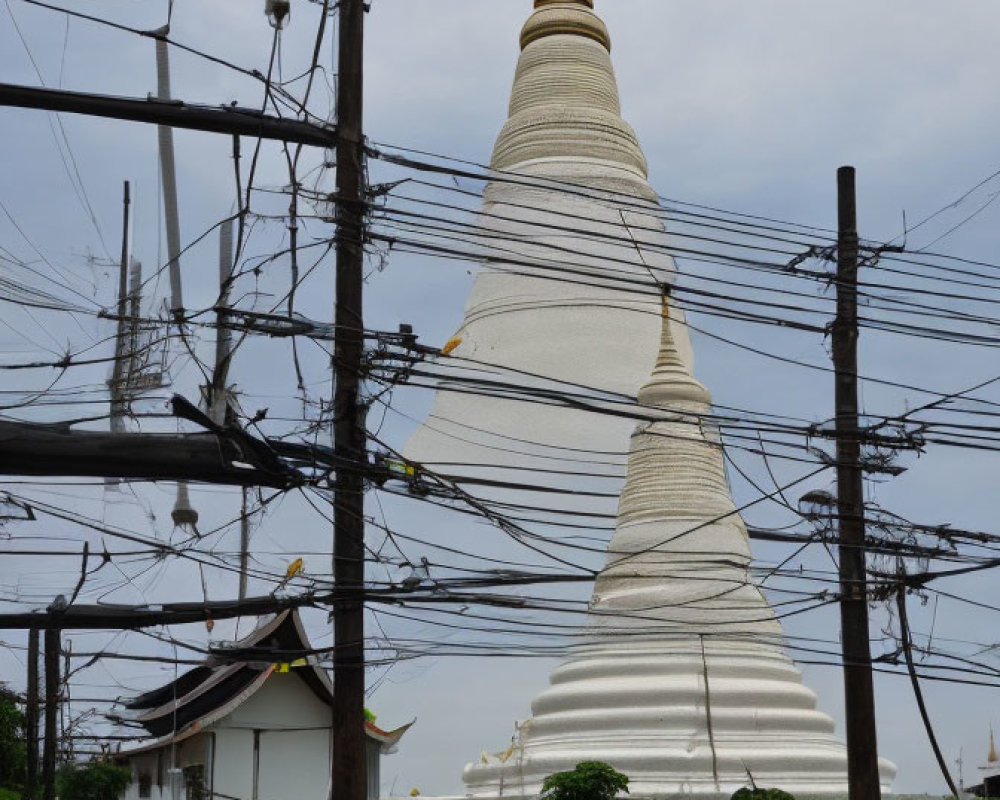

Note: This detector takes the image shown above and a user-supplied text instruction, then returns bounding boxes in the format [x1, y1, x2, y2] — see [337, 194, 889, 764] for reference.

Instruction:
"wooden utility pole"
[332, 0, 368, 797]
[23, 628, 39, 800]
[832, 165, 881, 800]
[42, 628, 59, 800]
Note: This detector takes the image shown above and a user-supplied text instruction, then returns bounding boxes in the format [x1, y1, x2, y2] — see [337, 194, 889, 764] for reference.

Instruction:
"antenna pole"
[331, 0, 368, 798]
[833, 165, 882, 800]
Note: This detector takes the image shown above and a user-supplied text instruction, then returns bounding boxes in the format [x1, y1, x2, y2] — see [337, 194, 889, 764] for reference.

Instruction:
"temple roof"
[121, 610, 412, 751]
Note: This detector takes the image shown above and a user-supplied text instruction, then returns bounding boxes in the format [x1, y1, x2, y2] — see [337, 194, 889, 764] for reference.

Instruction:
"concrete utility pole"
[832, 166, 881, 800]
[332, 0, 368, 797]
[23, 628, 39, 800]
[109, 182, 132, 436]
[153, 33, 185, 317]
[208, 219, 249, 600]
[42, 628, 59, 800]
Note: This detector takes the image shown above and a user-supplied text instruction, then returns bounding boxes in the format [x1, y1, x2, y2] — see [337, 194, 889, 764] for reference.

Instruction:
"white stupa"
[404, 1, 897, 796]
[461, 298, 896, 796]
[403, 0, 692, 502]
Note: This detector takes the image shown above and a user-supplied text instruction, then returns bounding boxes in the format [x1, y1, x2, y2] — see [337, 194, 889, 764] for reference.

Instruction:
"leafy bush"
[541, 761, 629, 800]
[731, 787, 796, 800]
[56, 763, 131, 800]
[0, 686, 26, 790]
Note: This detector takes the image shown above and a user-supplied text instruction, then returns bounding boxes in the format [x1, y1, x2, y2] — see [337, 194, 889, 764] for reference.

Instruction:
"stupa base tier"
[463, 740, 895, 797]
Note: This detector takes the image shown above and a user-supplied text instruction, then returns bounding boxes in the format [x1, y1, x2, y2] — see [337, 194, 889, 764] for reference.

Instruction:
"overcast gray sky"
[3, 1, 1000, 797]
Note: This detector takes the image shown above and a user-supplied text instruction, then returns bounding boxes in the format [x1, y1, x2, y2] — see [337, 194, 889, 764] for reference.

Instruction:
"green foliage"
[541, 761, 629, 800]
[0, 787, 22, 800]
[731, 787, 796, 800]
[56, 763, 131, 800]
[0, 685, 26, 790]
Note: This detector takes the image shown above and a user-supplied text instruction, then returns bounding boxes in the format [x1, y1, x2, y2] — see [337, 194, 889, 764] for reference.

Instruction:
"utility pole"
[208, 219, 248, 601]
[332, 0, 368, 797]
[42, 628, 59, 800]
[127, 260, 142, 383]
[23, 628, 39, 800]
[238, 489, 250, 601]
[832, 165, 881, 800]
[210, 219, 235, 427]
[154, 35, 202, 541]
[109, 181, 132, 436]
[153, 32, 184, 317]
[60, 639, 72, 763]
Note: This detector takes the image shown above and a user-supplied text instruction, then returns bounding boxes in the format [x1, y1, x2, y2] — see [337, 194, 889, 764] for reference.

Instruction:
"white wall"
[212, 728, 253, 800]
[215, 672, 331, 800]
[124, 673, 334, 800]
[256, 729, 331, 800]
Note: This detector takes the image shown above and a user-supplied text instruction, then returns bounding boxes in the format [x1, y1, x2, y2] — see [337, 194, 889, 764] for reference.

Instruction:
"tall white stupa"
[403, 0, 692, 502]
[404, 1, 897, 795]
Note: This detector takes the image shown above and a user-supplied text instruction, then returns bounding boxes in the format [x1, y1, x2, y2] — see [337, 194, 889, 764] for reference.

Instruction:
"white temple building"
[405, 0, 897, 796]
[117, 611, 411, 800]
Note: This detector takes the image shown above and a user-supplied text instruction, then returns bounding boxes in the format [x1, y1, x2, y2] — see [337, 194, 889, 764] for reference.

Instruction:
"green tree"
[0, 686, 26, 790]
[56, 763, 131, 800]
[731, 787, 796, 800]
[541, 761, 629, 800]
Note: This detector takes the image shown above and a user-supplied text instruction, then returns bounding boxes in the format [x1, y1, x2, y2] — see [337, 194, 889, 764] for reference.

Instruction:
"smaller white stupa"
[462, 296, 896, 797]
[974, 729, 1000, 797]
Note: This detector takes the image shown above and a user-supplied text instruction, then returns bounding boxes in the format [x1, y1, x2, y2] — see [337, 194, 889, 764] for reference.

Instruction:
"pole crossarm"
[0, 82, 338, 148]
[0, 591, 329, 631]
[0, 587, 530, 632]
[0, 420, 294, 487]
